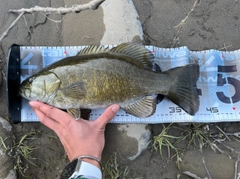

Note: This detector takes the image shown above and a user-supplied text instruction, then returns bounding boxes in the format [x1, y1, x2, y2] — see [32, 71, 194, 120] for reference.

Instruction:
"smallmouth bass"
[19, 43, 200, 119]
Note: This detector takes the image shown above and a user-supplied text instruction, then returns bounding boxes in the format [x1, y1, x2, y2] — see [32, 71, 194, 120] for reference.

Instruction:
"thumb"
[95, 104, 120, 129]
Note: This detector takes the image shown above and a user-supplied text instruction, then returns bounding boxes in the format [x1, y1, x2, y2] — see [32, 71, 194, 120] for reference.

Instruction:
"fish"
[19, 43, 200, 119]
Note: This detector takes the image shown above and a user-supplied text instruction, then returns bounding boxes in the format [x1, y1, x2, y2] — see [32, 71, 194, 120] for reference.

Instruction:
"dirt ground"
[1, 0, 240, 179]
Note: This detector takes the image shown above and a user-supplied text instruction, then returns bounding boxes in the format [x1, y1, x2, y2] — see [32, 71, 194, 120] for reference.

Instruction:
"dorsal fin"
[76, 45, 109, 56]
[110, 43, 154, 70]
[76, 43, 154, 70]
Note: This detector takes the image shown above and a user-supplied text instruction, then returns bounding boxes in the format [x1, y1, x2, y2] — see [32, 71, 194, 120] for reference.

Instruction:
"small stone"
[188, 30, 196, 36]
[118, 124, 151, 161]
[0, 117, 12, 132]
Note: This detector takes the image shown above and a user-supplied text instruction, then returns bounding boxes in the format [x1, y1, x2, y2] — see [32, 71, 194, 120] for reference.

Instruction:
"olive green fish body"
[19, 43, 199, 118]
[47, 56, 170, 109]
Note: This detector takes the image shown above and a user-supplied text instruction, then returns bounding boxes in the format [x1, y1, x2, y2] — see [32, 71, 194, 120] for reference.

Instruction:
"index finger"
[32, 107, 63, 134]
[29, 101, 73, 126]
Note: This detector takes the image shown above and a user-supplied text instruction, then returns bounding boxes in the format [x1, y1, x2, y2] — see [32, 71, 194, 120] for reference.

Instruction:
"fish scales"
[50, 57, 170, 109]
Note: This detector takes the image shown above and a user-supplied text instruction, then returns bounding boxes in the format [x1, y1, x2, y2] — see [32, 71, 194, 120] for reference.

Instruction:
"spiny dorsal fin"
[110, 43, 154, 70]
[122, 96, 156, 118]
[76, 45, 109, 56]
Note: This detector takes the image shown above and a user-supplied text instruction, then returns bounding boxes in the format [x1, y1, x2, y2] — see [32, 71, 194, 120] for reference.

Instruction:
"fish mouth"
[18, 87, 24, 97]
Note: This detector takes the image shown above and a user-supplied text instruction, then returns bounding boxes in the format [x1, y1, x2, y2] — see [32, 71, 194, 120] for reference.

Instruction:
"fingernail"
[111, 104, 120, 113]
[29, 101, 37, 108]
[29, 101, 34, 106]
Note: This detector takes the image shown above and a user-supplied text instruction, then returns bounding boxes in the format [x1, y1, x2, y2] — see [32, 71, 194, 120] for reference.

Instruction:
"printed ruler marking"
[18, 46, 240, 123]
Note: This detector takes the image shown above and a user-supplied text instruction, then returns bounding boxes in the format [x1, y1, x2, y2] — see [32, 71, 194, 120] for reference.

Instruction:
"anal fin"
[122, 96, 156, 118]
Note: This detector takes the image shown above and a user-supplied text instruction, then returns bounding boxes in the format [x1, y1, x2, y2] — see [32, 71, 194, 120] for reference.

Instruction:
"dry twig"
[235, 154, 240, 179]
[217, 140, 240, 156]
[219, 43, 232, 51]
[215, 126, 231, 141]
[225, 132, 240, 142]
[182, 171, 208, 179]
[9, 0, 105, 14]
[0, 0, 104, 43]
[0, 12, 24, 43]
[172, 0, 200, 47]
[201, 155, 212, 179]
[198, 138, 212, 179]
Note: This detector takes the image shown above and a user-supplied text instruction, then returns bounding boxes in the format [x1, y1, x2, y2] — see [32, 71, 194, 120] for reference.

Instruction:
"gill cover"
[20, 72, 61, 102]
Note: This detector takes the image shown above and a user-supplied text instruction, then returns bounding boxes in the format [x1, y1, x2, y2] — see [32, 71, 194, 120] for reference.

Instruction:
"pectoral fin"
[67, 108, 81, 119]
[122, 96, 156, 118]
[62, 82, 86, 99]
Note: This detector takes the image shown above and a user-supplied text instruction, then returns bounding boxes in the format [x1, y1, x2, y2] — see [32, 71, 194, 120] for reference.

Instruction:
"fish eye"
[28, 77, 34, 84]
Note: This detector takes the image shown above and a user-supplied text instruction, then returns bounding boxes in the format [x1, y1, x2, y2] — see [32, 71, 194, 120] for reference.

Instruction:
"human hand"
[29, 101, 120, 168]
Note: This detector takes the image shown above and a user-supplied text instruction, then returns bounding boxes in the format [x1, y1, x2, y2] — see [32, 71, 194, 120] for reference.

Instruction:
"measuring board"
[7, 45, 240, 123]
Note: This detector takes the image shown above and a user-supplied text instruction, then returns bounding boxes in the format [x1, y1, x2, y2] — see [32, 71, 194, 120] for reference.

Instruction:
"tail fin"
[165, 64, 200, 115]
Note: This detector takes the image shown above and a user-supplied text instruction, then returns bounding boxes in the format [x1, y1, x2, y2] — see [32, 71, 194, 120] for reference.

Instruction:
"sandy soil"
[0, 0, 240, 179]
